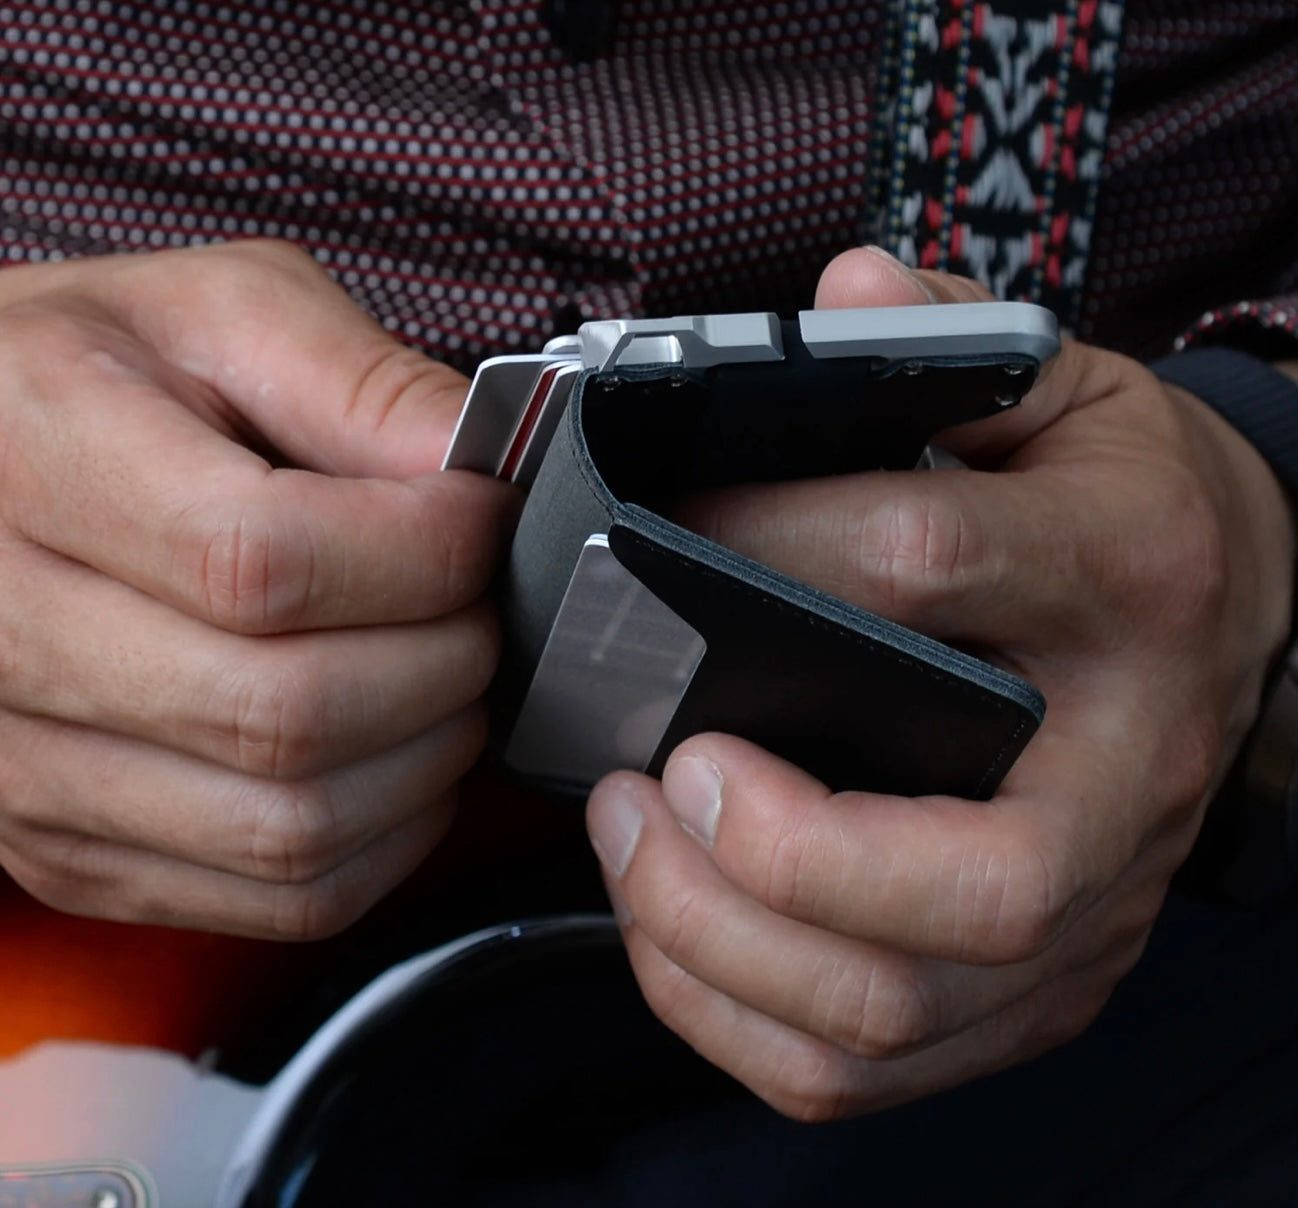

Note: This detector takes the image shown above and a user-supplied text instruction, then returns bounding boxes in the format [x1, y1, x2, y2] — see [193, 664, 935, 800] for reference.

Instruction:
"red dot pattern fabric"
[1088, 0, 1298, 358]
[0, 0, 880, 370]
[0, 0, 1296, 365]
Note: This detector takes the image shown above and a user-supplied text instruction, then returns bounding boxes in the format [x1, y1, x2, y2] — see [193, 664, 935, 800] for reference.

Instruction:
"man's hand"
[586, 247, 1297, 1120]
[0, 240, 516, 938]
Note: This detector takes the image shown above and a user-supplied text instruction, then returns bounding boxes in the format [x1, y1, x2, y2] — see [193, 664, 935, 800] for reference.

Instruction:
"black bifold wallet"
[443, 304, 1059, 799]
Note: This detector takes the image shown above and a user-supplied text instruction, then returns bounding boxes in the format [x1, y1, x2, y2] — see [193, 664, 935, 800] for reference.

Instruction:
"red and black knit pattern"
[1, 0, 1297, 366]
[0, 0, 878, 372]
[473, 1, 881, 319]
[1084, 0, 1298, 359]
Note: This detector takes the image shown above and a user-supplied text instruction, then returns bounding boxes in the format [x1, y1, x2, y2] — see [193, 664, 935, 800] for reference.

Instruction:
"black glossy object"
[237, 917, 736, 1208]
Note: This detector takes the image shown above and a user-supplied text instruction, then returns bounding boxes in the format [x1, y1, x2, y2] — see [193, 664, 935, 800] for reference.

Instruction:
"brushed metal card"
[505, 536, 706, 786]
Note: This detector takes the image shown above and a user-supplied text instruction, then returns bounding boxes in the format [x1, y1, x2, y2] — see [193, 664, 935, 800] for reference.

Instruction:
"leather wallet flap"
[607, 508, 1043, 799]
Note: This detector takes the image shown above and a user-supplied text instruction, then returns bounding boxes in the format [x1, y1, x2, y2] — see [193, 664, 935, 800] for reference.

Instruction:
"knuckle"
[261, 804, 451, 942]
[820, 960, 937, 1059]
[760, 1050, 863, 1123]
[182, 502, 313, 634]
[854, 494, 975, 618]
[223, 657, 331, 779]
[268, 879, 358, 942]
[960, 834, 1073, 963]
[241, 780, 341, 887]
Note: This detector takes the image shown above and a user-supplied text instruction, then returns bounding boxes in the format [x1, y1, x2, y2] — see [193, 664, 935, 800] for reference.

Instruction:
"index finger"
[62, 240, 476, 481]
[0, 310, 516, 633]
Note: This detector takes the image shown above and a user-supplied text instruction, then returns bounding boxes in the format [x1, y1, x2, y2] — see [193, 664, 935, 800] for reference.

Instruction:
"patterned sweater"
[1, 0, 1296, 371]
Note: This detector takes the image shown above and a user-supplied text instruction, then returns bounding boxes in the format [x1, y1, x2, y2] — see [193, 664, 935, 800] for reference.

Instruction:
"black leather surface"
[610, 512, 1041, 798]
[500, 325, 1047, 798]
[580, 332, 1037, 506]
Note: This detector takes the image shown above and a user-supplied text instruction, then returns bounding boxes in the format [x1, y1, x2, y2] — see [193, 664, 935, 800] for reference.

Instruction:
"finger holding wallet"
[0, 240, 518, 939]
[587, 247, 1298, 1119]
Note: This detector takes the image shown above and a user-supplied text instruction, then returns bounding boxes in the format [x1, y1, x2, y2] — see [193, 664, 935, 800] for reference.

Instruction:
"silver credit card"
[442, 353, 579, 487]
[505, 536, 706, 785]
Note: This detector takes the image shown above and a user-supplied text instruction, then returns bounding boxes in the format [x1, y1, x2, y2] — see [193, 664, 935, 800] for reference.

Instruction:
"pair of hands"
[0, 240, 1291, 1117]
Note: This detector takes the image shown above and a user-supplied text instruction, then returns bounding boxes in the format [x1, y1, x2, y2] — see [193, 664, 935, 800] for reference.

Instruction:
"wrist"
[1152, 349, 1298, 903]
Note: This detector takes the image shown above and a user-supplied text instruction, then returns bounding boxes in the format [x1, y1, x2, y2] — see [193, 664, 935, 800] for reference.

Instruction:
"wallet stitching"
[617, 527, 1032, 798]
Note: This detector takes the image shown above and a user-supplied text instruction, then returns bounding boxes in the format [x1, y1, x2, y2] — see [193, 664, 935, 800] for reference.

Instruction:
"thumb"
[816, 247, 1075, 464]
[815, 246, 995, 309]
[101, 239, 472, 480]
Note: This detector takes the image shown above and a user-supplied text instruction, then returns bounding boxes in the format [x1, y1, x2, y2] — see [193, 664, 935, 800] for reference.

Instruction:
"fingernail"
[588, 779, 644, 877]
[863, 245, 939, 302]
[864, 243, 907, 268]
[663, 756, 723, 848]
